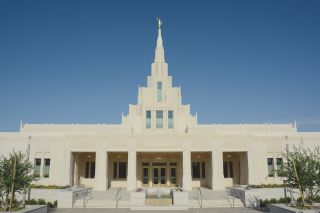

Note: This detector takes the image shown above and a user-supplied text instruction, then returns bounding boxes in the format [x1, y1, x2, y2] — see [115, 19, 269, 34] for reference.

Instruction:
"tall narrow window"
[168, 110, 174, 129]
[223, 161, 233, 178]
[118, 162, 127, 178]
[43, 159, 50, 178]
[157, 81, 162, 102]
[276, 158, 283, 176]
[192, 162, 201, 178]
[156, 110, 163, 128]
[146, 110, 151, 129]
[85, 162, 95, 178]
[34, 158, 41, 177]
[113, 162, 118, 179]
[267, 158, 274, 177]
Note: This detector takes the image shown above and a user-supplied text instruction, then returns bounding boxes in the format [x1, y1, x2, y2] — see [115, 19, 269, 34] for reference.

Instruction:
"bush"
[26, 199, 37, 205]
[259, 197, 291, 207]
[37, 199, 46, 205]
[25, 199, 58, 208]
[46, 202, 53, 208]
[30, 184, 69, 189]
[248, 184, 286, 188]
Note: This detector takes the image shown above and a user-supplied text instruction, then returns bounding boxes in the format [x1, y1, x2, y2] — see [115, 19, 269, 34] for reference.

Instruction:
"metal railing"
[226, 187, 235, 207]
[81, 187, 92, 208]
[195, 187, 203, 208]
[115, 187, 122, 208]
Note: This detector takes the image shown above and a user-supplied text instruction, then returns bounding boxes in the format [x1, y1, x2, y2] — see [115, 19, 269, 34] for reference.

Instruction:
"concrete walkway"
[51, 207, 265, 213]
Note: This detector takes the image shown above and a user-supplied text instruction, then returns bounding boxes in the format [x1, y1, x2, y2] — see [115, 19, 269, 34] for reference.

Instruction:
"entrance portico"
[137, 152, 182, 188]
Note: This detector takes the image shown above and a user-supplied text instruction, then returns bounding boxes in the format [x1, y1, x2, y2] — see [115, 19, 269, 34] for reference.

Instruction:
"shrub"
[269, 198, 278, 204]
[26, 199, 37, 205]
[46, 202, 53, 208]
[37, 199, 46, 205]
[53, 200, 58, 208]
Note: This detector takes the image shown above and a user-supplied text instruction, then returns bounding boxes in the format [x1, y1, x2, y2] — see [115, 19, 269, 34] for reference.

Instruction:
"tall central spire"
[154, 18, 165, 63]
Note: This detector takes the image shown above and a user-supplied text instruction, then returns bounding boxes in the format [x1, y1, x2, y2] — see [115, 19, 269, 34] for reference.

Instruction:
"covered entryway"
[107, 152, 128, 189]
[191, 152, 211, 189]
[71, 152, 96, 188]
[223, 152, 248, 186]
[137, 152, 182, 188]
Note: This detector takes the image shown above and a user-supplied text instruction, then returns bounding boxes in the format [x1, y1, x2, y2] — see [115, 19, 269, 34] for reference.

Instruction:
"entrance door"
[153, 167, 166, 186]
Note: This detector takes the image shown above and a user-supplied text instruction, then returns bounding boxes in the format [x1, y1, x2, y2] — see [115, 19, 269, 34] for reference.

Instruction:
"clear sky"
[0, 0, 320, 132]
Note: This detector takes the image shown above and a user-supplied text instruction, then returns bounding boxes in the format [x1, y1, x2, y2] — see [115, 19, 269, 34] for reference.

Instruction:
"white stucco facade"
[1, 23, 320, 192]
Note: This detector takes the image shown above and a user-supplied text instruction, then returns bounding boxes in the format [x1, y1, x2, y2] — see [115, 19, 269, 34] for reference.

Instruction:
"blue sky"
[0, 0, 320, 132]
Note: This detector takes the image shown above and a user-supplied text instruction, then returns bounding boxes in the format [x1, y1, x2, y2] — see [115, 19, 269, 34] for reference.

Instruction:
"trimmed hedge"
[259, 197, 290, 207]
[26, 199, 58, 208]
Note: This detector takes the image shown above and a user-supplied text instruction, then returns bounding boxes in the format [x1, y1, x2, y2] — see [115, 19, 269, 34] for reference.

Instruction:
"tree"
[0, 151, 37, 210]
[278, 145, 320, 209]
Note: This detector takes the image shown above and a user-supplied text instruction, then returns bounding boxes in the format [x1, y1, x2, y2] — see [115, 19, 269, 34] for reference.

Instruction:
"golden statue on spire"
[157, 17, 162, 29]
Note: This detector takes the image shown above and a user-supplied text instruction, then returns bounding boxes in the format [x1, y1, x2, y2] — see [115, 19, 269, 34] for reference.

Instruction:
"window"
[157, 81, 162, 102]
[146, 110, 151, 129]
[34, 158, 41, 177]
[192, 162, 200, 178]
[201, 162, 206, 178]
[156, 110, 163, 128]
[113, 162, 127, 179]
[267, 158, 274, 177]
[85, 162, 95, 179]
[223, 161, 233, 178]
[168, 110, 174, 129]
[192, 162, 206, 179]
[43, 159, 50, 178]
[113, 162, 118, 179]
[276, 158, 283, 176]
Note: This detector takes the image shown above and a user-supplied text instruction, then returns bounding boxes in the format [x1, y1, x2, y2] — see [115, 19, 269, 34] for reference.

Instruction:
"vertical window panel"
[146, 111, 151, 129]
[43, 159, 50, 178]
[168, 110, 174, 129]
[34, 158, 41, 177]
[156, 110, 163, 128]
[267, 158, 274, 177]
[157, 81, 162, 102]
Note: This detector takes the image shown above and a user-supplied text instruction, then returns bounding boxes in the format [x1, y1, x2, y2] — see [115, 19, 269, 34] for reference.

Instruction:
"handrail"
[226, 187, 235, 207]
[115, 187, 122, 208]
[82, 187, 92, 208]
[196, 187, 203, 208]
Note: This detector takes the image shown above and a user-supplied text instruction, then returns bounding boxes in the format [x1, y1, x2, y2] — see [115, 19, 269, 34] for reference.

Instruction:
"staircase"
[73, 188, 130, 208]
[188, 188, 244, 208]
[73, 187, 243, 208]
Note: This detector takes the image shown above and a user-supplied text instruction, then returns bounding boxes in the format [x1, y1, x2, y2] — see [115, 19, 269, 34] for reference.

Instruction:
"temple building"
[1, 21, 320, 192]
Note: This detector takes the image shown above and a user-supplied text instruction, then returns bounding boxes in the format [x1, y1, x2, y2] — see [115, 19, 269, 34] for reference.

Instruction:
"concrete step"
[188, 198, 243, 208]
[131, 206, 188, 211]
[73, 199, 130, 208]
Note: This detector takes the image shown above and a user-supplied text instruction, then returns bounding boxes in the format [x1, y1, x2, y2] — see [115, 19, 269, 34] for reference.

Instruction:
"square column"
[182, 150, 192, 191]
[211, 149, 225, 190]
[66, 151, 73, 186]
[127, 150, 137, 191]
[95, 150, 107, 190]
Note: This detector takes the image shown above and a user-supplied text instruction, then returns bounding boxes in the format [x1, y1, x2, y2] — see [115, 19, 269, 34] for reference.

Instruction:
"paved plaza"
[51, 207, 266, 213]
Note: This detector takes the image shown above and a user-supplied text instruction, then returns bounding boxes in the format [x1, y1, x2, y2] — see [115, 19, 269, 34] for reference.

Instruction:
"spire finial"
[154, 17, 165, 62]
[157, 17, 162, 29]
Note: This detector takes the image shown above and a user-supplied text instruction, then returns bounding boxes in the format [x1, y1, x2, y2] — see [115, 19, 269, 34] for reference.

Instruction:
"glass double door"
[142, 163, 177, 187]
[153, 167, 166, 186]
